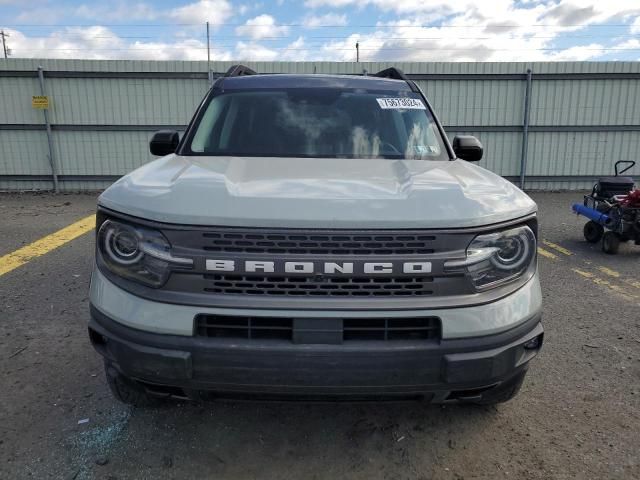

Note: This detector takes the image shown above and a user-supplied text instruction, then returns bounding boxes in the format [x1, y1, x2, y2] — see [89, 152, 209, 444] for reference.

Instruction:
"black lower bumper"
[89, 306, 543, 402]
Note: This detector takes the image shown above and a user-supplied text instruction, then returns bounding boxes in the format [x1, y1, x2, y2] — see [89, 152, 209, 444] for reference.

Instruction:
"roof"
[219, 74, 413, 91]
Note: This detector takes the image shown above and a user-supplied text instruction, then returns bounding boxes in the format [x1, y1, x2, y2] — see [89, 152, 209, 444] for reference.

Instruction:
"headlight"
[445, 225, 536, 291]
[97, 219, 192, 288]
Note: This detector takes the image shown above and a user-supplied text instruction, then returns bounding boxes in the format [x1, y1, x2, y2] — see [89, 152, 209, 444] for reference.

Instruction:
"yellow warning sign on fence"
[31, 95, 50, 109]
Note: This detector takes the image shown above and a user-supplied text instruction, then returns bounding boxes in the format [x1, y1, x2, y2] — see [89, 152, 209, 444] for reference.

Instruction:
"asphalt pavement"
[0, 191, 638, 480]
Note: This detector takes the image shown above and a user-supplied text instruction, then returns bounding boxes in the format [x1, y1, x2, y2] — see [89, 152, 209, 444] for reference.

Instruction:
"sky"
[0, 0, 640, 62]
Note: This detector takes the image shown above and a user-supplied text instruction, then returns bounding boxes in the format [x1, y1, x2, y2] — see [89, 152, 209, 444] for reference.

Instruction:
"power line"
[12, 33, 640, 41]
[2, 23, 203, 27]
[2, 22, 638, 28]
[13, 46, 640, 52]
[207, 22, 640, 29]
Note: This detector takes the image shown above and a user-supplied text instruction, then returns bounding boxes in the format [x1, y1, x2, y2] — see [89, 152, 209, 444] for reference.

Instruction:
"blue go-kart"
[572, 161, 640, 254]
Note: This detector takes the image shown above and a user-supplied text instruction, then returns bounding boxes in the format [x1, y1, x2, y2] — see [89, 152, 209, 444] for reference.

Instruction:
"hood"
[98, 155, 537, 229]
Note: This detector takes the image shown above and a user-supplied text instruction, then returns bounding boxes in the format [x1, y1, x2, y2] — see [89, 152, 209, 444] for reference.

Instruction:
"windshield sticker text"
[376, 98, 426, 110]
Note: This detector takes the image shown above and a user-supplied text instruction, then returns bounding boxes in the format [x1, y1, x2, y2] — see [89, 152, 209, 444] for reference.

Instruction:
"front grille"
[202, 274, 434, 297]
[195, 315, 441, 342]
[200, 231, 436, 255]
[160, 226, 476, 303]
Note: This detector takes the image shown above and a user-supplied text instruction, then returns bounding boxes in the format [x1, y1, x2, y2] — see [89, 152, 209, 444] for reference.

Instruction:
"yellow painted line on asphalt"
[597, 266, 621, 278]
[542, 240, 573, 256]
[572, 268, 639, 302]
[626, 280, 640, 290]
[594, 266, 640, 291]
[619, 277, 640, 291]
[573, 269, 595, 279]
[0, 214, 96, 278]
[536, 237, 638, 299]
[537, 247, 558, 260]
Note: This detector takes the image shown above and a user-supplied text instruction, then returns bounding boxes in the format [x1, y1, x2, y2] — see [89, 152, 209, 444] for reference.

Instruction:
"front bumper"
[89, 267, 543, 339]
[89, 305, 543, 402]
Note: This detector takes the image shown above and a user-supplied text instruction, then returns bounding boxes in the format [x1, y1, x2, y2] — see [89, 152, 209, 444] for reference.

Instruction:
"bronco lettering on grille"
[205, 260, 432, 275]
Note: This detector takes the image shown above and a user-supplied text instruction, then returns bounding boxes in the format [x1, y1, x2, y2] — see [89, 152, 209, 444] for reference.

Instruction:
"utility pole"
[37, 66, 59, 193]
[206, 22, 212, 87]
[519, 68, 533, 190]
[355, 42, 359, 63]
[1, 30, 9, 59]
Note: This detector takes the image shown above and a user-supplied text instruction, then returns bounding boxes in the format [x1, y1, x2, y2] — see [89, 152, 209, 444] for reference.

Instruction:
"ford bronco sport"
[89, 66, 543, 405]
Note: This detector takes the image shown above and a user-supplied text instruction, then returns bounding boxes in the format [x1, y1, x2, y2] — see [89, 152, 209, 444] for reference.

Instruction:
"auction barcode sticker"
[376, 98, 426, 110]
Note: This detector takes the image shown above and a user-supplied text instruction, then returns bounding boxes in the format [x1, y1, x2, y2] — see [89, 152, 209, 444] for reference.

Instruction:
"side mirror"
[452, 135, 483, 162]
[150, 130, 179, 156]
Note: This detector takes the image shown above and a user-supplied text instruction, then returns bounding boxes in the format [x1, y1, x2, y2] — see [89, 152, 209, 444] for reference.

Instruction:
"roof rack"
[372, 67, 409, 81]
[224, 64, 257, 77]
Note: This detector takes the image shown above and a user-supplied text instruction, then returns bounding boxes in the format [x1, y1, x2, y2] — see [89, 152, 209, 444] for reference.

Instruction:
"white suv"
[89, 66, 543, 406]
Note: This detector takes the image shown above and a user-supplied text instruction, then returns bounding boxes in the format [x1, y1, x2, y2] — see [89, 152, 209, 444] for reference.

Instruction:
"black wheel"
[472, 370, 527, 405]
[583, 221, 604, 243]
[602, 231, 621, 255]
[104, 361, 159, 407]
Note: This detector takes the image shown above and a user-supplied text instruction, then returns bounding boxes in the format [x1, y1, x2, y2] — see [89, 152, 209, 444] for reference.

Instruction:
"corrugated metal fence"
[1, 59, 639, 191]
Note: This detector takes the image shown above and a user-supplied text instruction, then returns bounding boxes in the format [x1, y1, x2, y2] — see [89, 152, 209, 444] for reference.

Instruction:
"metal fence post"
[519, 68, 533, 190]
[37, 66, 59, 193]
[206, 22, 213, 87]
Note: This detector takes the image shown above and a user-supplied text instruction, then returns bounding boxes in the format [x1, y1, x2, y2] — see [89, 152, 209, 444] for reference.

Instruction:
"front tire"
[104, 361, 159, 407]
[583, 221, 604, 243]
[602, 231, 620, 254]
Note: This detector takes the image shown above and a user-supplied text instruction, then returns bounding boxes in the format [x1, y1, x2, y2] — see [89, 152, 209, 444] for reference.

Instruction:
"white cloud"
[301, 0, 640, 62]
[313, 13, 583, 63]
[126, 39, 230, 61]
[235, 14, 289, 40]
[170, 0, 233, 25]
[233, 36, 309, 61]
[234, 40, 279, 60]
[305, 0, 640, 33]
[6, 26, 126, 60]
[5, 26, 231, 61]
[302, 12, 347, 28]
[281, 36, 309, 60]
[238, 2, 265, 16]
[5, 0, 640, 62]
[613, 38, 640, 50]
[546, 43, 606, 61]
